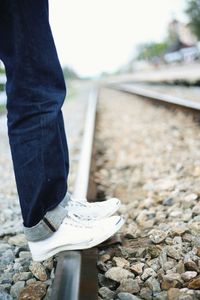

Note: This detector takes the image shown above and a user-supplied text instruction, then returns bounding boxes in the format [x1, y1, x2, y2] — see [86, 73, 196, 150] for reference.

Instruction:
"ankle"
[24, 204, 68, 242]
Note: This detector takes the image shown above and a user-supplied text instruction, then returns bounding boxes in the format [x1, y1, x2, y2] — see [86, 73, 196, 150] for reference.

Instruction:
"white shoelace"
[64, 212, 94, 228]
[68, 197, 103, 209]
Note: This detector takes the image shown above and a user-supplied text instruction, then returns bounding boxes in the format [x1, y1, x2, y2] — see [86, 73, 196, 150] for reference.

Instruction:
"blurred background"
[48, 0, 200, 78]
[1, 0, 200, 102]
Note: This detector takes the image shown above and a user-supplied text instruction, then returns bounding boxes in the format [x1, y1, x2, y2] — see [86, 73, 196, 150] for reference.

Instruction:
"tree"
[62, 66, 79, 80]
[185, 0, 200, 39]
[136, 42, 168, 61]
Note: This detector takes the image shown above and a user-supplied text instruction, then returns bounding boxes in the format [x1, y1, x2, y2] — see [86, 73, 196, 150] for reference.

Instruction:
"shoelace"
[69, 197, 103, 209]
[66, 197, 105, 220]
[64, 212, 94, 228]
[70, 196, 87, 203]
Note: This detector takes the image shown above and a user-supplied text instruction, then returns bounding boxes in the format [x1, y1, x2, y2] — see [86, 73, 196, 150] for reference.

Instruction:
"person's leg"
[0, 0, 69, 237]
[0, 0, 124, 261]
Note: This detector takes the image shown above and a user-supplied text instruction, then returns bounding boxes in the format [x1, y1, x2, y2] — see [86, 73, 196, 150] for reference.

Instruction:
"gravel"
[1, 82, 200, 299]
[95, 87, 200, 299]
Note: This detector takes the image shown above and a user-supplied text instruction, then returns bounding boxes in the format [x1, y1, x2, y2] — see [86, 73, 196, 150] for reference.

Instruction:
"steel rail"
[73, 89, 98, 199]
[111, 83, 200, 112]
[51, 88, 98, 300]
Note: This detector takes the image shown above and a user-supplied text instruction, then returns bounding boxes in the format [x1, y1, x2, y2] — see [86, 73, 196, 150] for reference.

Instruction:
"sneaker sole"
[31, 217, 124, 262]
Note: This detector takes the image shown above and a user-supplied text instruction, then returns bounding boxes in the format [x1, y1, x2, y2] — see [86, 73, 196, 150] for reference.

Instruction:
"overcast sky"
[49, 0, 187, 77]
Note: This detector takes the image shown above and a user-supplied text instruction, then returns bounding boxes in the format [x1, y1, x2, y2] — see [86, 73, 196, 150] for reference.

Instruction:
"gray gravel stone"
[42, 258, 54, 271]
[154, 291, 168, 300]
[0, 243, 11, 254]
[13, 262, 23, 272]
[145, 277, 160, 293]
[141, 268, 156, 281]
[118, 278, 140, 294]
[10, 281, 25, 299]
[166, 246, 182, 260]
[99, 287, 115, 299]
[163, 198, 173, 206]
[0, 272, 14, 284]
[19, 251, 31, 259]
[118, 293, 141, 300]
[130, 263, 144, 275]
[98, 274, 117, 290]
[99, 253, 111, 263]
[26, 278, 37, 285]
[0, 283, 11, 293]
[161, 273, 183, 290]
[0, 290, 13, 300]
[181, 271, 197, 282]
[158, 250, 168, 269]
[163, 260, 175, 272]
[176, 261, 185, 274]
[149, 229, 167, 244]
[97, 261, 108, 272]
[140, 287, 152, 300]
[1, 249, 15, 265]
[113, 257, 130, 268]
[105, 267, 134, 283]
[29, 262, 48, 281]
[146, 246, 160, 259]
[13, 272, 32, 282]
[8, 234, 27, 247]
[15, 258, 30, 272]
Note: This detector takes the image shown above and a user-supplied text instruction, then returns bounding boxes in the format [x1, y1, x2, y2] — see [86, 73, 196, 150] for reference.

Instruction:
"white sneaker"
[66, 196, 121, 221]
[28, 214, 124, 262]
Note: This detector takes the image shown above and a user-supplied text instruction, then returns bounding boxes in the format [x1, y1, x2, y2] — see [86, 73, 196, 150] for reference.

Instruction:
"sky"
[49, 0, 187, 77]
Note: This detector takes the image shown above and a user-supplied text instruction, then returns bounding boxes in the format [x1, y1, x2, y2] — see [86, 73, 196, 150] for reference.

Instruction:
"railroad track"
[50, 83, 200, 299]
[1, 79, 200, 299]
[95, 86, 200, 300]
[51, 88, 123, 300]
[50, 89, 99, 300]
[110, 82, 200, 114]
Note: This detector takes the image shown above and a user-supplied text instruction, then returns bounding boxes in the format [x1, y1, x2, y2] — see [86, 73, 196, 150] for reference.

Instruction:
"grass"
[0, 104, 6, 115]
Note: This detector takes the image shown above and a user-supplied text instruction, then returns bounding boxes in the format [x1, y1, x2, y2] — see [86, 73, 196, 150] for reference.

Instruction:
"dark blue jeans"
[0, 0, 69, 227]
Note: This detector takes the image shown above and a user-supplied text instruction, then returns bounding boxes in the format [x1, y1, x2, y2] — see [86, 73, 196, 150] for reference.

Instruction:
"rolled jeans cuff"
[23, 192, 71, 242]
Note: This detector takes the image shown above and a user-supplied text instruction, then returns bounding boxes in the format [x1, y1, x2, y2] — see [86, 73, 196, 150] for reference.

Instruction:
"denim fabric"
[0, 0, 70, 229]
[24, 192, 71, 241]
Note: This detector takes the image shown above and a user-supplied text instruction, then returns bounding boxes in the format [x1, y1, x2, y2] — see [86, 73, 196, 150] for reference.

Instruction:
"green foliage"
[0, 104, 6, 114]
[0, 67, 5, 74]
[185, 0, 200, 39]
[0, 64, 5, 91]
[0, 60, 5, 74]
[137, 42, 168, 61]
[62, 66, 79, 80]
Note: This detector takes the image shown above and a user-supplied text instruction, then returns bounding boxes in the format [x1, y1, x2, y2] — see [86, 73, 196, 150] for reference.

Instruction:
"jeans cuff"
[23, 192, 71, 242]
[60, 191, 71, 207]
